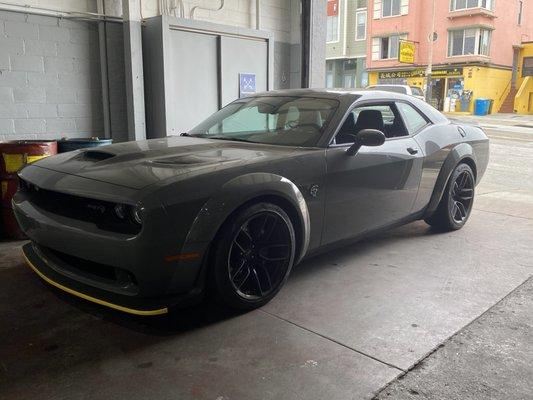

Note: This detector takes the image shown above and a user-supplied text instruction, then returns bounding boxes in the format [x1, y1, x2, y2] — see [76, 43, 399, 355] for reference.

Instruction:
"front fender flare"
[424, 143, 477, 217]
[184, 173, 311, 263]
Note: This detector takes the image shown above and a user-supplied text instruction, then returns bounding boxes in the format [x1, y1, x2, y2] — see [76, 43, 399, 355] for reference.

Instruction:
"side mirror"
[346, 129, 386, 156]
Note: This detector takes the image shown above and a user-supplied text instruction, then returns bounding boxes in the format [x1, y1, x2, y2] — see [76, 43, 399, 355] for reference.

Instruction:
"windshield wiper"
[206, 136, 251, 143]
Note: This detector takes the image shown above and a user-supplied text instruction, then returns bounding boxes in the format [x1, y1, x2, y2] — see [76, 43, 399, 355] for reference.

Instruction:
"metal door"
[168, 30, 219, 134]
[220, 36, 268, 107]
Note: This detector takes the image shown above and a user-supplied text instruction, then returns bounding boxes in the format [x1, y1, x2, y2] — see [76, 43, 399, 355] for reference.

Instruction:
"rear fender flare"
[424, 143, 477, 217]
[184, 173, 311, 263]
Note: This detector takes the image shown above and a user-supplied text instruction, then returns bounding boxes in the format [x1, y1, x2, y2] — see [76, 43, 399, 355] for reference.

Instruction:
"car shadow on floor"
[1, 220, 448, 338]
[289, 220, 444, 280]
[59, 221, 447, 334]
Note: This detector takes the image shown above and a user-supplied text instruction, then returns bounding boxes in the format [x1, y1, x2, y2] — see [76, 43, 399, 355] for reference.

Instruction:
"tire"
[210, 202, 296, 310]
[425, 163, 475, 231]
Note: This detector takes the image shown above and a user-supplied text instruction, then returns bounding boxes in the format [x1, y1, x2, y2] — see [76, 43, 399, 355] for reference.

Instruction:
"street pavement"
[447, 113, 533, 136]
[375, 276, 533, 400]
[0, 117, 532, 399]
[372, 115, 533, 399]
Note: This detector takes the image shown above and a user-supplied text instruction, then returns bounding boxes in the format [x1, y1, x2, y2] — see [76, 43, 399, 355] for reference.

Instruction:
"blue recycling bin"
[474, 98, 491, 116]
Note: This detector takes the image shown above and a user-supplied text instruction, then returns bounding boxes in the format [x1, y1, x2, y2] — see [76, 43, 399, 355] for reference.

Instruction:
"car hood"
[32, 136, 311, 190]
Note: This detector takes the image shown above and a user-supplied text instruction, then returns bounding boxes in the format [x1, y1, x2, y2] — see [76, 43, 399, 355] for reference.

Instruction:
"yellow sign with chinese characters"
[398, 40, 415, 64]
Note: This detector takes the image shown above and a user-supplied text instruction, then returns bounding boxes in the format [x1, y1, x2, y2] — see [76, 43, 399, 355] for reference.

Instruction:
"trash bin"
[474, 98, 491, 116]
[58, 137, 113, 153]
[0, 140, 58, 239]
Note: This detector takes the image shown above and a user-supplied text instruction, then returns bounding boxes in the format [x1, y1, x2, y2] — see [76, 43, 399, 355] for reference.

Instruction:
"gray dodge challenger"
[13, 89, 489, 315]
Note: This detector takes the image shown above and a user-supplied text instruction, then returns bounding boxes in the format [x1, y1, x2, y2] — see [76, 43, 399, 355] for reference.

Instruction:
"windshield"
[188, 96, 339, 147]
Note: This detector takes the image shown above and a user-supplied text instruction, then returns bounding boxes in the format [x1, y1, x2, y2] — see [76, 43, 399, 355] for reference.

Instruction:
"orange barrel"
[0, 140, 58, 239]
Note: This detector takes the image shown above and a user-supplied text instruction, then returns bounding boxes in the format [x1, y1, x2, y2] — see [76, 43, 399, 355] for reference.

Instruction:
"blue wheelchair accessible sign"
[239, 73, 256, 98]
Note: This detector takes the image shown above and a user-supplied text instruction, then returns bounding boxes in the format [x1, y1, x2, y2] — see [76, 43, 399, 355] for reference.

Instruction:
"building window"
[478, 29, 491, 55]
[355, 10, 367, 41]
[448, 28, 491, 56]
[382, 0, 401, 17]
[380, 35, 399, 59]
[450, 0, 493, 11]
[326, 61, 334, 88]
[327, 15, 339, 42]
[518, 1, 523, 25]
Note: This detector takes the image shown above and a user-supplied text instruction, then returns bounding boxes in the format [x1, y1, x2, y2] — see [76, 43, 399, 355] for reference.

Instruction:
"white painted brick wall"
[0, 10, 104, 141]
[13, 0, 295, 44]
[179, 0, 293, 43]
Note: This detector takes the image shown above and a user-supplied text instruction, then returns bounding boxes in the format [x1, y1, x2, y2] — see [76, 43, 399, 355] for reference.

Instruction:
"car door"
[322, 101, 424, 245]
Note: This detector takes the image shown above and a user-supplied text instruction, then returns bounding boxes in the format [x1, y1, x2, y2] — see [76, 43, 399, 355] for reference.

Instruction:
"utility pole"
[425, 0, 436, 103]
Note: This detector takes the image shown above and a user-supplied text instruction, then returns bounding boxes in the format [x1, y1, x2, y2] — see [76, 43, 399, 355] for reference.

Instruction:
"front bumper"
[22, 243, 169, 315]
[22, 242, 206, 315]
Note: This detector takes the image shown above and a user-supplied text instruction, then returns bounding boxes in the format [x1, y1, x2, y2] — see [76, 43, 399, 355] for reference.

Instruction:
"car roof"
[248, 88, 448, 125]
[368, 84, 411, 88]
[251, 88, 419, 102]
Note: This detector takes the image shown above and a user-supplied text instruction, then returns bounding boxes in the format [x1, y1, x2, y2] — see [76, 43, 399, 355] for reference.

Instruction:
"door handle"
[407, 147, 418, 155]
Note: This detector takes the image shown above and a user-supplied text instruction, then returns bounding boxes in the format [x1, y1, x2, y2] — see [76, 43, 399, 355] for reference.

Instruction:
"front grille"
[39, 245, 138, 291]
[47, 247, 117, 281]
[19, 178, 141, 235]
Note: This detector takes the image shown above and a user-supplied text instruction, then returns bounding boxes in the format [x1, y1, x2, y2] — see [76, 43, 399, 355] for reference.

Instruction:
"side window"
[396, 102, 428, 134]
[335, 103, 409, 144]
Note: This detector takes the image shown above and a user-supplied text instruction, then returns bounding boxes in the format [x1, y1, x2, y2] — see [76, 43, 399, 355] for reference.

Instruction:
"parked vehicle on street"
[367, 84, 426, 101]
[14, 89, 489, 315]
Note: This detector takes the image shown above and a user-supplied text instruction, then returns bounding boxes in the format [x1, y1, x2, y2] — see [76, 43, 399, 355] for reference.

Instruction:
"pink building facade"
[366, 0, 533, 113]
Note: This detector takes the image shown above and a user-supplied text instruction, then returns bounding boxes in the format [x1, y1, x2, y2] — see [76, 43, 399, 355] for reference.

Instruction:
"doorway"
[429, 78, 446, 110]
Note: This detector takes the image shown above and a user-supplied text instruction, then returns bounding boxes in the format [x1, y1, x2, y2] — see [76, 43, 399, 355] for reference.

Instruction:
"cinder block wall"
[0, 10, 104, 141]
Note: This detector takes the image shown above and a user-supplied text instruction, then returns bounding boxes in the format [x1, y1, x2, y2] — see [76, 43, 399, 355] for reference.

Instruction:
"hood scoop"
[80, 150, 116, 162]
[151, 154, 234, 166]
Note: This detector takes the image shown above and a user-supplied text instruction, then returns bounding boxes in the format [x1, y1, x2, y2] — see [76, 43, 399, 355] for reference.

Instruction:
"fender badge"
[309, 184, 319, 198]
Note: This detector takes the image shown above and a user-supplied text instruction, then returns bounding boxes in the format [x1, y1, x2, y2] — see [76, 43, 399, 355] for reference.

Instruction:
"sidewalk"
[374, 276, 533, 400]
[445, 113, 533, 128]
[445, 113, 533, 135]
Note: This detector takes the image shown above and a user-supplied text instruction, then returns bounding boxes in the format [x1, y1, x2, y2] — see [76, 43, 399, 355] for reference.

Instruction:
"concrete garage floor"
[0, 124, 532, 399]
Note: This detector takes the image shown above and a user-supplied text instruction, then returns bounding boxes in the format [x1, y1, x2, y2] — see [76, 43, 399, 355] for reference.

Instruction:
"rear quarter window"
[397, 102, 428, 134]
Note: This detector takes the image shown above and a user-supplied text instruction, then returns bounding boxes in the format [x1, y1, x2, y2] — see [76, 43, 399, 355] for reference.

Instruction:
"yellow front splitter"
[22, 250, 168, 316]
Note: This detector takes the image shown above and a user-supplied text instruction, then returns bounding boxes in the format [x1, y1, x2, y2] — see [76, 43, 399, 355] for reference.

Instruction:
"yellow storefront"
[368, 65, 513, 114]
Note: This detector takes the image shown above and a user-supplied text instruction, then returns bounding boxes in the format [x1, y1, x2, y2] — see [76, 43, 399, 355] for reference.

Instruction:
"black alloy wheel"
[425, 163, 475, 231]
[211, 202, 296, 310]
[449, 169, 474, 224]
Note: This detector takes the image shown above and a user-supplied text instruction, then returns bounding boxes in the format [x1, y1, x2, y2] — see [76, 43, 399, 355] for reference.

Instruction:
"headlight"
[114, 204, 126, 219]
[132, 205, 143, 225]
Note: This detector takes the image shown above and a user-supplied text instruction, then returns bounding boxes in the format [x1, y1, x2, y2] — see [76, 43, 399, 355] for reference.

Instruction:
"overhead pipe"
[256, 0, 261, 30]
[175, 0, 185, 18]
[0, 0, 122, 21]
[97, 0, 112, 139]
[190, 0, 225, 19]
